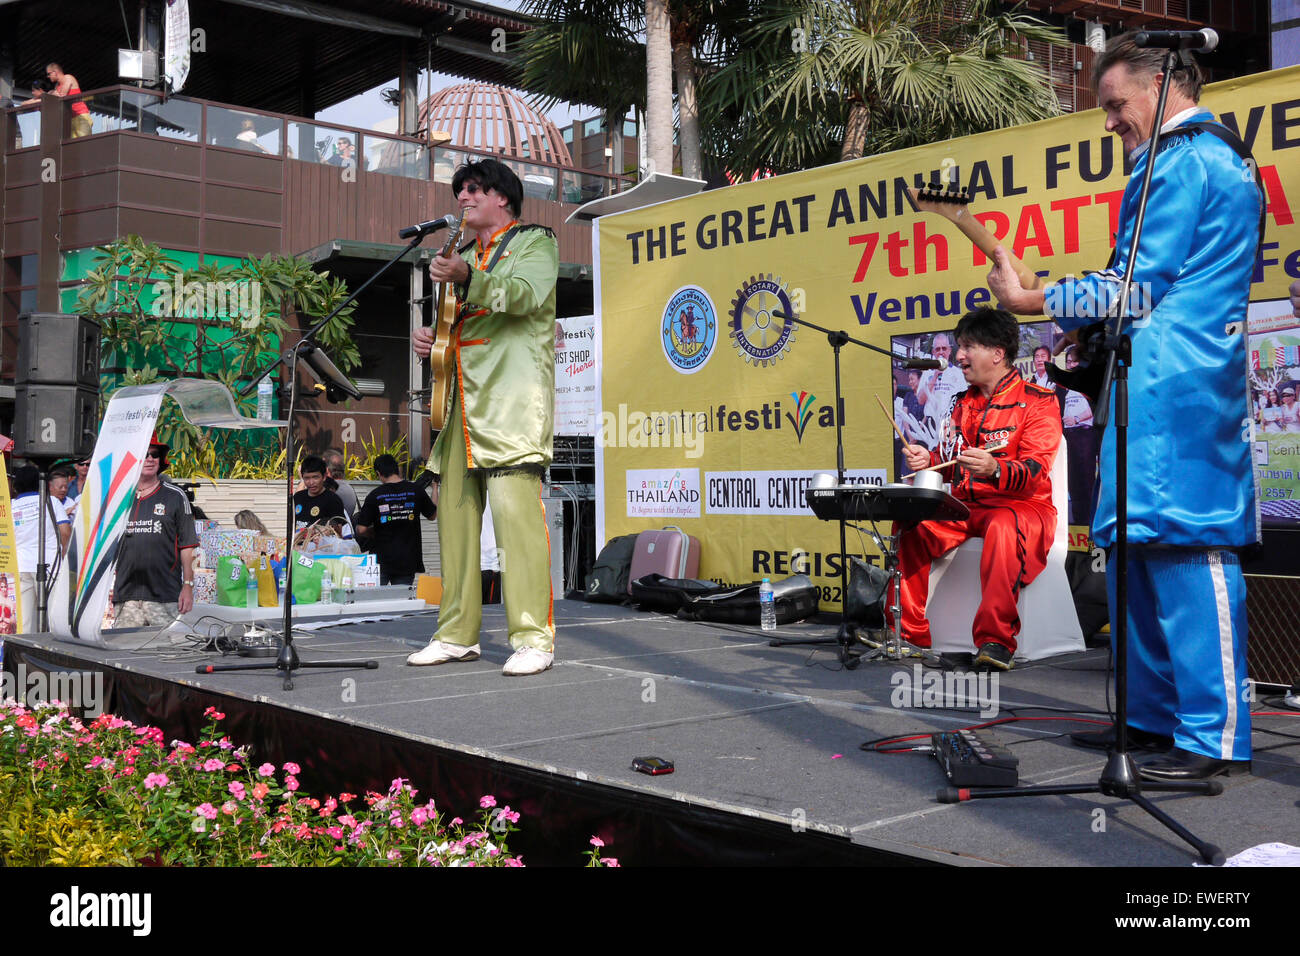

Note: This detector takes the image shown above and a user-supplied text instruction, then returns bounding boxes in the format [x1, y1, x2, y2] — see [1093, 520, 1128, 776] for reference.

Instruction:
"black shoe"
[1070, 725, 1174, 754]
[923, 652, 974, 671]
[1138, 748, 1251, 781]
[973, 641, 1014, 671]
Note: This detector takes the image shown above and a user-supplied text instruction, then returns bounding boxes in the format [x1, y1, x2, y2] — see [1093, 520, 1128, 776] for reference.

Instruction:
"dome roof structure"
[421, 83, 573, 167]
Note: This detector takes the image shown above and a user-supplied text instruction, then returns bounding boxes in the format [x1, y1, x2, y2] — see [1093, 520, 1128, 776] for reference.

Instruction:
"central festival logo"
[661, 285, 718, 374]
[729, 274, 797, 367]
[787, 390, 817, 442]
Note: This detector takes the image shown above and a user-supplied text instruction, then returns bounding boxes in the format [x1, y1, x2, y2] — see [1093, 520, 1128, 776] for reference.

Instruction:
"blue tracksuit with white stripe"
[1046, 109, 1260, 761]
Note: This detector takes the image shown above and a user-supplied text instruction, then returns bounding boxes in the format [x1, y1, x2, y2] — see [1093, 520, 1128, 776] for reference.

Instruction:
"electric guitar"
[909, 182, 1107, 401]
[428, 210, 467, 431]
[907, 183, 1044, 295]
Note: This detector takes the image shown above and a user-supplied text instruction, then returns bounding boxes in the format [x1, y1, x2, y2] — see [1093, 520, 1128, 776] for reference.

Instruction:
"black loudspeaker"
[14, 385, 99, 458]
[14, 312, 102, 459]
[16, 312, 101, 388]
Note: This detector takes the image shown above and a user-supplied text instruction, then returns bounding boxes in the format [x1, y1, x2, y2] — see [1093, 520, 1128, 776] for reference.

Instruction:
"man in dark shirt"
[112, 436, 199, 627]
[354, 454, 436, 585]
[293, 455, 349, 535]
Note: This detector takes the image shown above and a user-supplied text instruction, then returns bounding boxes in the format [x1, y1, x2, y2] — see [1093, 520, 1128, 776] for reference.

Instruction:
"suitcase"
[627, 527, 701, 593]
[677, 574, 820, 626]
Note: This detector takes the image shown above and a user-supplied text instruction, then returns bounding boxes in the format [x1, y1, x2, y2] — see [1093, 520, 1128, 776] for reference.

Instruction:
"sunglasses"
[460, 182, 485, 195]
[146, 450, 165, 460]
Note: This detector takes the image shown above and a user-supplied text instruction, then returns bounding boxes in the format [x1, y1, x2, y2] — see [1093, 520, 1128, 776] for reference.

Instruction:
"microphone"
[1133, 28, 1218, 51]
[900, 357, 942, 370]
[398, 214, 457, 240]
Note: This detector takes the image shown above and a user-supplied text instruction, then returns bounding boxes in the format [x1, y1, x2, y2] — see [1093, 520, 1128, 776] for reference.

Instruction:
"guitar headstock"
[907, 182, 972, 223]
[438, 209, 468, 257]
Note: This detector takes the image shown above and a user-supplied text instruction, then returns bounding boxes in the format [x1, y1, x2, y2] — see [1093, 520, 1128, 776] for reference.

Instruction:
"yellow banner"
[596, 66, 1300, 604]
[0, 468, 20, 636]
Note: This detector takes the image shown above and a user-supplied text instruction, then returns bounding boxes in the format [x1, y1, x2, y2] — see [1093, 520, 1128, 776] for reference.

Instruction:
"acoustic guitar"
[428, 209, 467, 431]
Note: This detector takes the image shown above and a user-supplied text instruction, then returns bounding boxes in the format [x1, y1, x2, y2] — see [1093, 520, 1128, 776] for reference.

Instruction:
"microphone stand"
[196, 229, 440, 690]
[766, 310, 937, 667]
[942, 48, 1226, 865]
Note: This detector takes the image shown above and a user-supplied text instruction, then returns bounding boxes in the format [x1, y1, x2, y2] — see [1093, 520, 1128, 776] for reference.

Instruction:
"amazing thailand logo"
[661, 285, 718, 374]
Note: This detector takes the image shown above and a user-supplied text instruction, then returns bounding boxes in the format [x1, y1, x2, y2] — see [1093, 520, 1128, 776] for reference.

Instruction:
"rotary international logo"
[730, 274, 797, 367]
[661, 285, 718, 374]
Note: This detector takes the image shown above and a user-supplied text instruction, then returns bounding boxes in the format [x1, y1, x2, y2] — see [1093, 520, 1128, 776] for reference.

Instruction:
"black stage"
[5, 600, 1298, 867]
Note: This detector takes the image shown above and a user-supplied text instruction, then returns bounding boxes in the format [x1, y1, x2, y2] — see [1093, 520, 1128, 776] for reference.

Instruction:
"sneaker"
[502, 647, 554, 676]
[406, 640, 481, 666]
[974, 641, 1015, 671]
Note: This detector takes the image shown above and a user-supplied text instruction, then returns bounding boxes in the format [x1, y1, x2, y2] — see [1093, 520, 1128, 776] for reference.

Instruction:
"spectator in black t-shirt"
[112, 436, 199, 628]
[293, 455, 349, 534]
[354, 454, 436, 585]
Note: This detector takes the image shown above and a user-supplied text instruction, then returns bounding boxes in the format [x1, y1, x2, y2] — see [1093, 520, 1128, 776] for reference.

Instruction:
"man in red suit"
[895, 307, 1062, 670]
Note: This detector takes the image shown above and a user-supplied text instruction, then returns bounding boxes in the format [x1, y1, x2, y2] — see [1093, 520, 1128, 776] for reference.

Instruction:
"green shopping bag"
[216, 556, 250, 607]
[289, 551, 326, 606]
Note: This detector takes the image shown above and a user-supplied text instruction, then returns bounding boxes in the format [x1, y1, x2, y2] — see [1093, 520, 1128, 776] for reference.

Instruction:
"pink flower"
[479, 795, 496, 809]
[325, 826, 343, 839]
[143, 772, 170, 789]
[498, 807, 520, 824]
[389, 810, 405, 828]
[323, 797, 337, 813]
[411, 807, 430, 826]
[251, 783, 269, 801]
[601, 858, 620, 867]
[386, 849, 401, 861]
[282, 762, 301, 774]
[338, 814, 357, 829]
[222, 801, 238, 816]
[285, 775, 299, 792]
[228, 781, 246, 800]
[589, 836, 605, 848]
[339, 792, 355, 803]
[195, 803, 218, 820]
[202, 758, 225, 772]
[203, 706, 225, 720]
[504, 858, 524, 867]
[257, 762, 275, 777]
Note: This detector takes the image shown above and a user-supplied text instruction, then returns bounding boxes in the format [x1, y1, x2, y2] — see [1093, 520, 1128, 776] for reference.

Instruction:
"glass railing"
[207, 104, 280, 154]
[68, 89, 202, 141]
[4, 86, 632, 199]
[8, 105, 39, 149]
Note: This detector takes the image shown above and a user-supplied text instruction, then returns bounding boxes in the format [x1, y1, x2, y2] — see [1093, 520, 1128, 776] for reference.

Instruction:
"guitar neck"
[946, 207, 1043, 292]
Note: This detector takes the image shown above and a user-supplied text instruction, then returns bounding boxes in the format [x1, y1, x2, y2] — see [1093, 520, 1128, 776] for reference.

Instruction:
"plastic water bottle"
[245, 574, 259, 610]
[257, 376, 274, 421]
[320, 567, 333, 605]
[759, 578, 777, 631]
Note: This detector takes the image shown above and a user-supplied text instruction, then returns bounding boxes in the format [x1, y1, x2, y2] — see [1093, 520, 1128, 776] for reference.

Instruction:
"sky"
[316, 0, 600, 136]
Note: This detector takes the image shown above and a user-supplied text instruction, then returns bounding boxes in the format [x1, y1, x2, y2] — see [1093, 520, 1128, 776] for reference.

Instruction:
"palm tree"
[516, 0, 750, 180]
[700, 0, 1068, 173]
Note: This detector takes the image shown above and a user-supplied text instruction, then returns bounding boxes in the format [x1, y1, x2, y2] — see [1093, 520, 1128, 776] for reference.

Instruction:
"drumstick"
[875, 394, 908, 444]
[902, 441, 1008, 480]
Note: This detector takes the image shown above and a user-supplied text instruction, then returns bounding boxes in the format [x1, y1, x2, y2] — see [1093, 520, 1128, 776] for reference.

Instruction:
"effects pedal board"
[931, 729, 1019, 787]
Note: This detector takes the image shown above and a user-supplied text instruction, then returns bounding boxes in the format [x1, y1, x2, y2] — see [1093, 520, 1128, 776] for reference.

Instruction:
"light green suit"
[430, 223, 558, 652]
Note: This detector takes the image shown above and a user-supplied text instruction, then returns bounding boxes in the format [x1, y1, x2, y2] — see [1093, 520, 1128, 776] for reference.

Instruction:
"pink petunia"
[143, 772, 170, 789]
[479, 795, 496, 809]
[195, 803, 218, 820]
[282, 761, 301, 774]
[601, 858, 620, 867]
[589, 836, 605, 848]
[285, 775, 299, 792]
[228, 781, 246, 800]
[498, 807, 520, 824]
[410, 807, 429, 826]
[202, 758, 225, 772]
[257, 762, 276, 777]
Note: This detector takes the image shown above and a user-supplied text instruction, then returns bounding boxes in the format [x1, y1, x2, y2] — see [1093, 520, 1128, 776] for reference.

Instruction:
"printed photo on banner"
[891, 319, 1100, 527]
[1248, 298, 1300, 525]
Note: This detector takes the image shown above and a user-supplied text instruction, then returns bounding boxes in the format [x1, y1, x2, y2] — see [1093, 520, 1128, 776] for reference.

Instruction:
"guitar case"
[628, 574, 725, 613]
[676, 574, 819, 626]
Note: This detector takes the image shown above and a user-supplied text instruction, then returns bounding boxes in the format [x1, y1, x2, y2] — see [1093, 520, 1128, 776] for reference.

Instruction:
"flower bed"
[0, 700, 617, 867]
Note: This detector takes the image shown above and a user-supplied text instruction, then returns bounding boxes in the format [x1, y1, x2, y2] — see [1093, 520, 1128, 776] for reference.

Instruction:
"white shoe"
[502, 647, 554, 676]
[406, 640, 481, 666]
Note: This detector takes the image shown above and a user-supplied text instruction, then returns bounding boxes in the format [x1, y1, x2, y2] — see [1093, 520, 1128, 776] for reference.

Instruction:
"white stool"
[925, 439, 1085, 662]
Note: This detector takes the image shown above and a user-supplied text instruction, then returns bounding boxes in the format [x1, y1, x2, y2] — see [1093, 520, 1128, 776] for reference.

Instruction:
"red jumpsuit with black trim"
[892, 369, 1061, 655]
